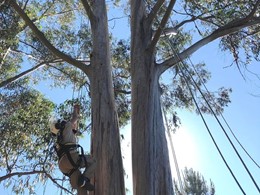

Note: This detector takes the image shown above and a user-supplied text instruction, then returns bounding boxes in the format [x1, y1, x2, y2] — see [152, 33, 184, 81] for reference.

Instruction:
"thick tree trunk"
[86, 1, 125, 195]
[131, 1, 174, 195]
[131, 53, 174, 195]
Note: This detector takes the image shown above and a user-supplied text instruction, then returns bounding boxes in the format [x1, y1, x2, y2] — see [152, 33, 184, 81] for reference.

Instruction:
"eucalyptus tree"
[0, 86, 56, 193]
[0, 3, 63, 193]
[130, 0, 259, 195]
[2, 0, 126, 194]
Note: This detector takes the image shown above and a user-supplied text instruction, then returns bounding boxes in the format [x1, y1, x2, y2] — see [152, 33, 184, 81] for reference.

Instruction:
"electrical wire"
[176, 49, 260, 193]
[146, 4, 248, 193]
[160, 12, 260, 190]
[187, 57, 260, 170]
[178, 64, 246, 194]
[221, 114, 260, 169]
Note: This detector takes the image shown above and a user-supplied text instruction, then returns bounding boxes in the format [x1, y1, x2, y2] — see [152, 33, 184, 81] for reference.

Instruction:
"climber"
[50, 104, 96, 193]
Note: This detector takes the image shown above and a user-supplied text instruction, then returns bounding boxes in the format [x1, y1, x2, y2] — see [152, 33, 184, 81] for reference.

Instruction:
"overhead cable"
[177, 50, 260, 193]
[174, 53, 246, 195]
[162, 12, 260, 190]
[187, 57, 260, 170]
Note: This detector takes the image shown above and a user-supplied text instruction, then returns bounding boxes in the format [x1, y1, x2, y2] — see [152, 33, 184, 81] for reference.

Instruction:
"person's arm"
[71, 104, 80, 129]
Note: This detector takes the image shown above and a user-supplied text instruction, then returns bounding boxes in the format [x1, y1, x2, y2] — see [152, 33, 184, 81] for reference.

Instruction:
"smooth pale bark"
[131, 2, 173, 195]
[85, 1, 125, 195]
[131, 50, 173, 195]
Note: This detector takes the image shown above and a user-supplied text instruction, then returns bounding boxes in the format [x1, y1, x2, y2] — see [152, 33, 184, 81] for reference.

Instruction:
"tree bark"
[85, 0, 125, 194]
[131, 1, 174, 195]
[131, 50, 174, 195]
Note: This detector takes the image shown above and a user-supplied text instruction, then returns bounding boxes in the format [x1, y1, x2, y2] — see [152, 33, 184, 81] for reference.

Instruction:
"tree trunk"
[131, 52, 174, 195]
[131, 1, 174, 195]
[86, 1, 125, 195]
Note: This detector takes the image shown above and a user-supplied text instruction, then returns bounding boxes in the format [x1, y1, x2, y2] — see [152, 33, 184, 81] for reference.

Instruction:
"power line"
[161, 12, 260, 190]
[175, 55, 246, 195]
[149, 10, 247, 192]
[221, 113, 260, 169]
[187, 57, 260, 170]
[178, 52, 260, 193]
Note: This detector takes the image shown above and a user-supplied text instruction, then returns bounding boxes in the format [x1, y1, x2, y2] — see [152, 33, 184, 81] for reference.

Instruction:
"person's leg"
[77, 186, 89, 195]
[59, 153, 94, 191]
[69, 169, 81, 189]
[81, 155, 96, 179]
[70, 169, 94, 191]
[58, 155, 73, 174]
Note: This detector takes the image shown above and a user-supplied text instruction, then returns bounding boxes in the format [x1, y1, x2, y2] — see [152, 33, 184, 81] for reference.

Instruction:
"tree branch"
[147, 0, 165, 25]
[247, 0, 260, 19]
[174, 15, 217, 30]
[150, 0, 177, 50]
[46, 63, 76, 80]
[0, 48, 11, 66]
[159, 17, 260, 74]
[9, 48, 40, 61]
[44, 171, 74, 195]
[19, 39, 43, 53]
[8, 0, 90, 76]
[216, 0, 260, 32]
[80, 0, 95, 22]
[0, 170, 74, 194]
[0, 170, 45, 182]
[115, 89, 131, 95]
[0, 59, 63, 88]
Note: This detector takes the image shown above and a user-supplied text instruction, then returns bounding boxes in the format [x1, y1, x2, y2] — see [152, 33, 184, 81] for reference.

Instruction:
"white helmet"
[49, 116, 59, 135]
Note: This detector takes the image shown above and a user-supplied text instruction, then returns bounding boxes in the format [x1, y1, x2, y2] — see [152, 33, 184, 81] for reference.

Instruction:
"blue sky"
[1, 2, 260, 195]
[171, 41, 260, 195]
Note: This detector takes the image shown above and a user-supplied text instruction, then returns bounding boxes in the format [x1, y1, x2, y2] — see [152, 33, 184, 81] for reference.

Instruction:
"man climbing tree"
[6, 0, 126, 194]
[50, 104, 96, 193]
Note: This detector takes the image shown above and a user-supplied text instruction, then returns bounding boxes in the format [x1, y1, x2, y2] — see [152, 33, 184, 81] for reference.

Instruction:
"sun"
[167, 126, 200, 179]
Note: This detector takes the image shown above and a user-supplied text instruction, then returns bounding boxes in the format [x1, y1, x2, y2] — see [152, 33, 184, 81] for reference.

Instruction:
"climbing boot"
[78, 175, 94, 191]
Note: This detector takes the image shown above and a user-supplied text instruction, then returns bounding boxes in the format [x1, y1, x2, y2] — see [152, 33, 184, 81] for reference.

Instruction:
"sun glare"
[167, 126, 200, 179]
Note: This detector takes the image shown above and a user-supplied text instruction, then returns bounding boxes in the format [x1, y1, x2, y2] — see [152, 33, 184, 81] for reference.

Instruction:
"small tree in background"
[174, 167, 215, 195]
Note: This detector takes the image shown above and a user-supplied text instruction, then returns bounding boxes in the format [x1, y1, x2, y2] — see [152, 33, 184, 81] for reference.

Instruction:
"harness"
[54, 120, 87, 177]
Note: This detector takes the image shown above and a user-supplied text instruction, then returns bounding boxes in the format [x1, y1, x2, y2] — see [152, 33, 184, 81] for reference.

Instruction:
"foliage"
[112, 39, 131, 127]
[182, 0, 260, 67]
[0, 3, 24, 84]
[0, 86, 56, 194]
[55, 96, 92, 132]
[0, 3, 20, 53]
[161, 62, 232, 131]
[1, 2, 132, 193]
[174, 167, 215, 195]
